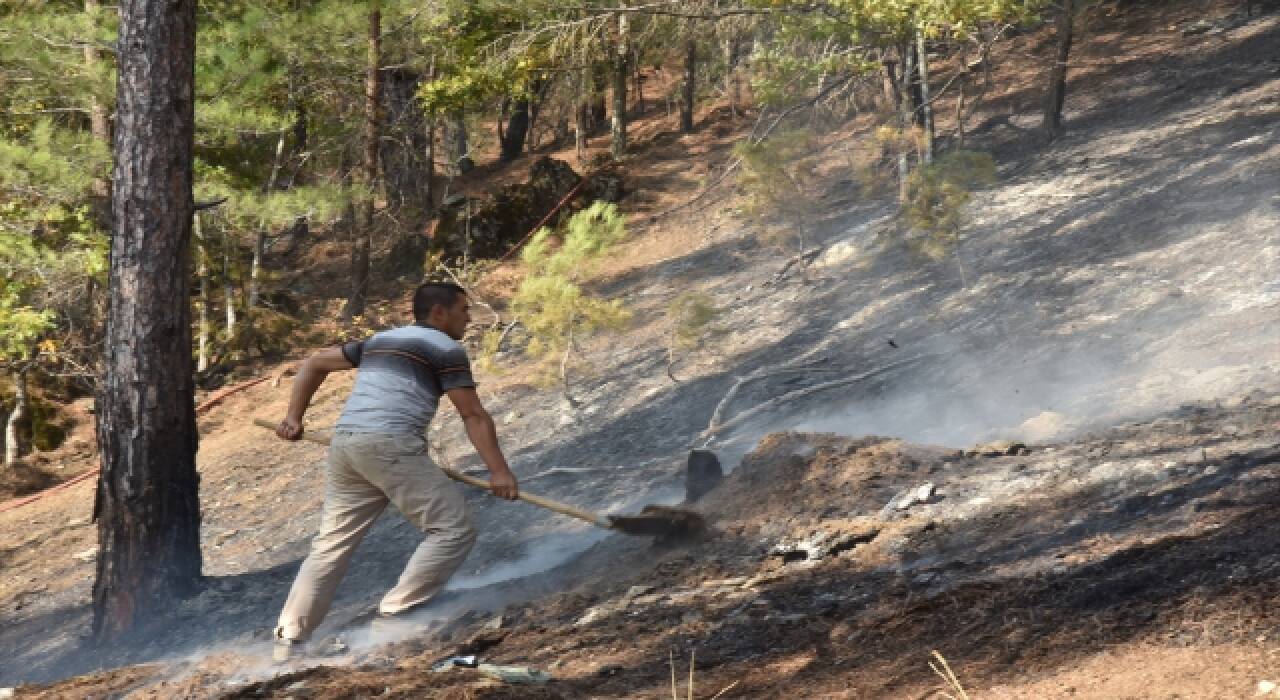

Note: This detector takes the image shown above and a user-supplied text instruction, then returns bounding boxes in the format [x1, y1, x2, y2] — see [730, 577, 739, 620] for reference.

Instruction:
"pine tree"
[504, 202, 631, 402]
[93, 0, 202, 642]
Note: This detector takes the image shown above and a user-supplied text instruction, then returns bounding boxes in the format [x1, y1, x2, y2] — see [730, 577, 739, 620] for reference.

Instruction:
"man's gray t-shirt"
[334, 324, 476, 435]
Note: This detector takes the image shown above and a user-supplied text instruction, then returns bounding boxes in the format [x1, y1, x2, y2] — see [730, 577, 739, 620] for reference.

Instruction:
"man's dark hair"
[413, 282, 466, 322]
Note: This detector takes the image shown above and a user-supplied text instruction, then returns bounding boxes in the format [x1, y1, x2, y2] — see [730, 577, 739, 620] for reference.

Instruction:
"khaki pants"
[275, 432, 476, 641]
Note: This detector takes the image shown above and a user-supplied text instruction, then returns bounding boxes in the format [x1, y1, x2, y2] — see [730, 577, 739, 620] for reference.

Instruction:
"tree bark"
[94, 0, 201, 642]
[897, 41, 916, 205]
[632, 51, 644, 116]
[444, 111, 472, 174]
[4, 369, 28, 467]
[222, 225, 237, 339]
[500, 97, 530, 162]
[424, 110, 436, 210]
[248, 130, 286, 312]
[590, 65, 608, 132]
[906, 41, 925, 127]
[381, 69, 427, 210]
[574, 68, 589, 163]
[916, 30, 934, 165]
[610, 12, 629, 159]
[84, 0, 112, 215]
[881, 56, 900, 110]
[680, 39, 696, 133]
[1042, 0, 1075, 142]
[724, 34, 741, 116]
[345, 3, 381, 322]
[194, 212, 210, 374]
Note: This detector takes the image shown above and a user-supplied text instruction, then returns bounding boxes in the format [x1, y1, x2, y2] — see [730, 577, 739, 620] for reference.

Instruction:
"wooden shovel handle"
[252, 418, 612, 529]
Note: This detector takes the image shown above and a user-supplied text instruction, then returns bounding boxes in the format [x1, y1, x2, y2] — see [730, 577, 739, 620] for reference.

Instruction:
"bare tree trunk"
[897, 41, 916, 205]
[424, 111, 436, 210]
[500, 97, 530, 161]
[527, 79, 549, 155]
[574, 67, 589, 162]
[590, 66, 608, 132]
[94, 0, 201, 643]
[610, 12, 629, 159]
[422, 56, 436, 212]
[248, 130, 286, 312]
[222, 224, 237, 339]
[381, 69, 428, 210]
[680, 38, 696, 133]
[345, 3, 381, 322]
[1042, 0, 1075, 142]
[194, 213, 210, 374]
[724, 34, 741, 116]
[84, 0, 112, 214]
[881, 53, 900, 110]
[632, 51, 644, 116]
[916, 30, 934, 165]
[444, 111, 472, 174]
[4, 369, 28, 468]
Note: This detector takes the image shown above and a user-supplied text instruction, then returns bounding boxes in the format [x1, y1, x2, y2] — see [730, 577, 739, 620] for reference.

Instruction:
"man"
[271, 282, 519, 660]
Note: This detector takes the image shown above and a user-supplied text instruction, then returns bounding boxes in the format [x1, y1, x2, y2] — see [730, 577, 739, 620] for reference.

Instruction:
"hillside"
[2, 0, 1280, 697]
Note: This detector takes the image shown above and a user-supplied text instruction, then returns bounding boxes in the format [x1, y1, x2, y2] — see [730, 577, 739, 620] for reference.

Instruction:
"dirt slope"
[2, 0, 1279, 696]
[18, 391, 1280, 698]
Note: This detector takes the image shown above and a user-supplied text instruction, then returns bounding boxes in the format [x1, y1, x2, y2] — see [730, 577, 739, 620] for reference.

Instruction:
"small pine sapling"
[902, 150, 996, 284]
[734, 129, 821, 253]
[506, 202, 631, 402]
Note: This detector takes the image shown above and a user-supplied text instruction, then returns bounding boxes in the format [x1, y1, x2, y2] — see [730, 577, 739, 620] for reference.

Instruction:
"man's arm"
[446, 387, 519, 501]
[276, 346, 355, 440]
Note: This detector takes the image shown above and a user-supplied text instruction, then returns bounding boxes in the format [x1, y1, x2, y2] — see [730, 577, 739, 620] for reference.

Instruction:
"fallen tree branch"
[699, 355, 932, 446]
[707, 361, 838, 431]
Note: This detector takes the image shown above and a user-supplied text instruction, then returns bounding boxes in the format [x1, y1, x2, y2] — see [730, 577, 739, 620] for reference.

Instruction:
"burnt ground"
[3, 0, 1280, 697]
[18, 393, 1280, 698]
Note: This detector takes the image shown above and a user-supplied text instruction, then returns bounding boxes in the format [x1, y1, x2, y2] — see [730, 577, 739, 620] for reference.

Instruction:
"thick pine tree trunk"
[1042, 0, 1075, 141]
[680, 39, 696, 133]
[4, 369, 28, 468]
[610, 12, 629, 159]
[345, 3, 381, 322]
[93, 0, 201, 642]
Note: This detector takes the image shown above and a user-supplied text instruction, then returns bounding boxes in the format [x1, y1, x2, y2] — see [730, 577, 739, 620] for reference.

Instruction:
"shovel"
[252, 418, 704, 539]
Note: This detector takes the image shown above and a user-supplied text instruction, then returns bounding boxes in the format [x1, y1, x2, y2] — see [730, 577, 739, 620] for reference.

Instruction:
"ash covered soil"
[19, 400, 1280, 699]
[3, 0, 1280, 697]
